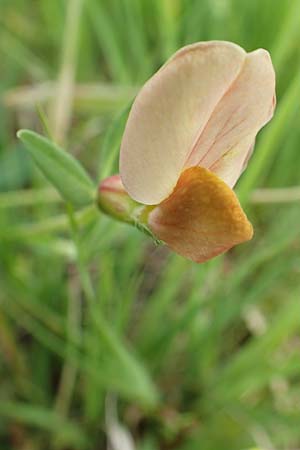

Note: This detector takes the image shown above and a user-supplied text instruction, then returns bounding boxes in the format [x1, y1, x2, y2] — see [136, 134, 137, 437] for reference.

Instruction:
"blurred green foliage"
[1, 0, 300, 449]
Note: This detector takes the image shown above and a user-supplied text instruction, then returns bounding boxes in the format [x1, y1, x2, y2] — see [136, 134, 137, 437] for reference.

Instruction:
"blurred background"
[1, 0, 300, 449]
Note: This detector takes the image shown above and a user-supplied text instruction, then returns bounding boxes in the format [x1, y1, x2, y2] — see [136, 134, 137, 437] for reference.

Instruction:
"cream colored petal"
[209, 134, 255, 188]
[120, 41, 246, 205]
[148, 167, 253, 263]
[185, 49, 275, 173]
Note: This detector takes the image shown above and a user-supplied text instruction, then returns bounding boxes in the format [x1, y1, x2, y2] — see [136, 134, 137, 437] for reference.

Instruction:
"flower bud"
[97, 175, 142, 224]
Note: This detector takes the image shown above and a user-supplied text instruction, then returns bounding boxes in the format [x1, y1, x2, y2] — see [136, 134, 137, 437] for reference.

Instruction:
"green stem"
[54, 270, 82, 418]
[66, 204, 95, 304]
[66, 206, 158, 408]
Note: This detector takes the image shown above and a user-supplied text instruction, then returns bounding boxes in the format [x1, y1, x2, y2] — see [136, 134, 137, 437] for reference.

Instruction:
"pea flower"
[98, 41, 275, 263]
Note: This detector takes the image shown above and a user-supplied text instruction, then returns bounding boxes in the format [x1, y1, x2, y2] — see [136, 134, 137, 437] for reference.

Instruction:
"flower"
[98, 41, 276, 263]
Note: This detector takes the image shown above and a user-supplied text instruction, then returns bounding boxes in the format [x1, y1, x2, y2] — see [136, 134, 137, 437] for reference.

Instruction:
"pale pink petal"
[185, 49, 276, 177]
[120, 41, 246, 205]
[209, 135, 255, 188]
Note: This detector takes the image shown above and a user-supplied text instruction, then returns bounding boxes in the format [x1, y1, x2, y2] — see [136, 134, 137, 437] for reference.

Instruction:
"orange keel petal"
[148, 167, 253, 263]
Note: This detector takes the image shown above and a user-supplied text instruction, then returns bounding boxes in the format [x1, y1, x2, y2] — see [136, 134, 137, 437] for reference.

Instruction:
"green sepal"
[134, 221, 163, 246]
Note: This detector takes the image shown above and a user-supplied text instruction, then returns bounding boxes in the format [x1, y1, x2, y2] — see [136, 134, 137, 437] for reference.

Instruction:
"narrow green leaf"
[98, 103, 131, 179]
[17, 129, 95, 207]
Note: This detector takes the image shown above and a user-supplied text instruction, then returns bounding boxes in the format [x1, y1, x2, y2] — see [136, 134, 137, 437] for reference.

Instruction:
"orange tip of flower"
[148, 166, 253, 263]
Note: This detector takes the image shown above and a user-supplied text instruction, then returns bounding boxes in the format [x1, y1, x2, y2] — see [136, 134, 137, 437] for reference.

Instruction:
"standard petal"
[148, 167, 253, 263]
[209, 134, 255, 188]
[120, 41, 246, 205]
[185, 49, 276, 174]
